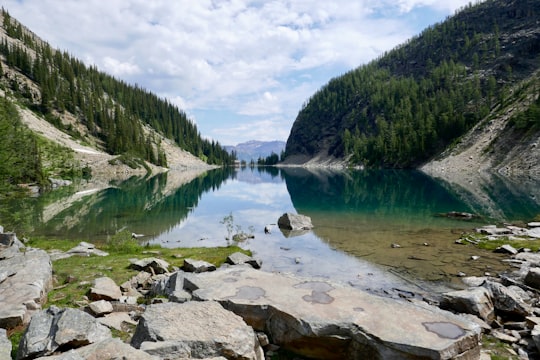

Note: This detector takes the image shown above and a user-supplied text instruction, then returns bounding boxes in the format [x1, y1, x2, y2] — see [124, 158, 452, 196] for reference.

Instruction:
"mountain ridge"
[283, 0, 540, 174]
[224, 140, 285, 162]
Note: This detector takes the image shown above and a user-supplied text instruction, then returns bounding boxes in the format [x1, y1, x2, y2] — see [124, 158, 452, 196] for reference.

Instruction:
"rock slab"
[190, 267, 481, 360]
[277, 213, 313, 231]
[131, 301, 263, 360]
[17, 306, 111, 359]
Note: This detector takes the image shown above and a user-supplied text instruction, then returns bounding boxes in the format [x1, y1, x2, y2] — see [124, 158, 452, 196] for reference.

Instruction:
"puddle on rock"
[423, 322, 466, 339]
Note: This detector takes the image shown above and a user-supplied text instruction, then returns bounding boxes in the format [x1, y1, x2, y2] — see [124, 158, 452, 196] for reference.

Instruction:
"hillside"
[283, 0, 540, 172]
[224, 140, 285, 162]
[0, 9, 233, 193]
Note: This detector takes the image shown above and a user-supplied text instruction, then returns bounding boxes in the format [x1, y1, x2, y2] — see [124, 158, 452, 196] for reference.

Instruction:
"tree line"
[284, 0, 539, 168]
[0, 9, 235, 167]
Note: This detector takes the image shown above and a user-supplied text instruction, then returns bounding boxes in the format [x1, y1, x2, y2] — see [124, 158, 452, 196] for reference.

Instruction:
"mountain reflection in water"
[4, 167, 539, 296]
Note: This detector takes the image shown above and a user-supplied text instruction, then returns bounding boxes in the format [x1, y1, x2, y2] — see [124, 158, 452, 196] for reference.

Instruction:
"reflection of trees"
[34, 168, 234, 240]
[282, 168, 471, 219]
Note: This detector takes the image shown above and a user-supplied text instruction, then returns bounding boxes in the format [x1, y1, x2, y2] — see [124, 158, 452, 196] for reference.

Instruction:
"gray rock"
[226, 252, 262, 269]
[0, 232, 16, 247]
[97, 312, 137, 332]
[0, 328, 11, 360]
[169, 289, 192, 303]
[38, 338, 157, 360]
[88, 300, 113, 317]
[528, 228, 540, 239]
[88, 277, 122, 301]
[440, 287, 495, 323]
[524, 267, 540, 290]
[0, 247, 52, 328]
[130, 258, 170, 274]
[131, 301, 263, 360]
[483, 281, 532, 317]
[66, 242, 109, 257]
[17, 307, 111, 359]
[191, 267, 482, 360]
[476, 226, 512, 235]
[277, 213, 313, 231]
[183, 258, 216, 273]
[528, 222, 540, 228]
[494, 244, 518, 255]
[532, 325, 540, 353]
[514, 252, 540, 267]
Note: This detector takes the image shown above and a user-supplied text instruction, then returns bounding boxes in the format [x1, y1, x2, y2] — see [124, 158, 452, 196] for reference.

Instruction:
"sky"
[2, 0, 473, 146]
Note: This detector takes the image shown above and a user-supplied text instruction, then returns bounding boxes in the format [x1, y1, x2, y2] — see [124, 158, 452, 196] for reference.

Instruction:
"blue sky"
[3, 0, 472, 146]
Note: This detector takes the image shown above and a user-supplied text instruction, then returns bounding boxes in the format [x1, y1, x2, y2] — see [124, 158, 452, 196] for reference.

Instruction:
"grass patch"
[475, 236, 540, 252]
[27, 231, 249, 309]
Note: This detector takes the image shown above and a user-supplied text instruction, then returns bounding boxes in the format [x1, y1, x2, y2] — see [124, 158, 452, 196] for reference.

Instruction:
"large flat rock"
[189, 267, 481, 360]
[0, 247, 53, 328]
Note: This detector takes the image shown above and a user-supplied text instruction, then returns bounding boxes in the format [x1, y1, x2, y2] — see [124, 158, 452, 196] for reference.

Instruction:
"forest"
[284, 0, 540, 168]
[0, 9, 234, 188]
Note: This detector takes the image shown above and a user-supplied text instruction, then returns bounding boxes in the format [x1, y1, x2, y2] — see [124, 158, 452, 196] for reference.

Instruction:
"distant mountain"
[283, 0, 540, 172]
[225, 140, 285, 162]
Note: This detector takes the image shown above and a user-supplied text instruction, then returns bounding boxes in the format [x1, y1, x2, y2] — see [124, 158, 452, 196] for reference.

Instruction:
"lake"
[3, 167, 540, 297]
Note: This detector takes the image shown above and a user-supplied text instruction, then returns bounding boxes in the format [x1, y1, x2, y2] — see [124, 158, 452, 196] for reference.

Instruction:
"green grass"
[27, 231, 250, 308]
[475, 236, 540, 252]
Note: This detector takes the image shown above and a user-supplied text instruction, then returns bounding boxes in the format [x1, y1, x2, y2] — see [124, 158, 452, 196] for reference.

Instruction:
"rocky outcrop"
[131, 301, 263, 360]
[0, 231, 52, 329]
[183, 266, 481, 359]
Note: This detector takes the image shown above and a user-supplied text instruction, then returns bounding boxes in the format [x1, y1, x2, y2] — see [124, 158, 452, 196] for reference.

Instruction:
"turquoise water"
[3, 167, 539, 295]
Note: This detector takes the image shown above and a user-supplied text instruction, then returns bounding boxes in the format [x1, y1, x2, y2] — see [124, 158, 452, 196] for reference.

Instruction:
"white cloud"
[2, 0, 471, 144]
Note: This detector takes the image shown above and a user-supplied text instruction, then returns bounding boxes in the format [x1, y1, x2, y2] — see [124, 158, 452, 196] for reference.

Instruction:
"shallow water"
[4, 167, 539, 296]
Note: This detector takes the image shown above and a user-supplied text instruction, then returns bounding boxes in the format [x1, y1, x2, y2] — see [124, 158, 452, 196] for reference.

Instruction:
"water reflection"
[2, 166, 538, 295]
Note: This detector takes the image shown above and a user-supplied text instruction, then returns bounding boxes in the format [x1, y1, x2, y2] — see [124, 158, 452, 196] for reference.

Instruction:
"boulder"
[131, 301, 263, 360]
[189, 267, 481, 360]
[524, 267, 540, 290]
[494, 244, 518, 255]
[440, 287, 495, 323]
[528, 222, 540, 228]
[88, 300, 114, 317]
[0, 328, 11, 360]
[98, 312, 138, 332]
[0, 245, 52, 328]
[277, 213, 313, 231]
[88, 277, 122, 301]
[226, 252, 262, 269]
[66, 242, 109, 257]
[483, 281, 532, 317]
[528, 227, 540, 239]
[183, 258, 216, 273]
[129, 258, 170, 275]
[37, 338, 157, 359]
[17, 306, 111, 359]
[532, 325, 540, 353]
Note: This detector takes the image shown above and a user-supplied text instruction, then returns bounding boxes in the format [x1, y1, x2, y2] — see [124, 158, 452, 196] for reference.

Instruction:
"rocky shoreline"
[2, 222, 540, 359]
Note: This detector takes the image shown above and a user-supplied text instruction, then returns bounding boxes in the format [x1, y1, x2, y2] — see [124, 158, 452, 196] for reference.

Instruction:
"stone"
[66, 242, 109, 257]
[169, 289, 192, 303]
[528, 222, 540, 228]
[226, 252, 262, 269]
[492, 330, 519, 344]
[88, 300, 113, 317]
[189, 267, 481, 360]
[0, 328, 11, 360]
[494, 244, 518, 255]
[183, 258, 216, 273]
[461, 276, 487, 287]
[528, 228, 540, 239]
[0, 246, 53, 328]
[129, 258, 170, 274]
[514, 252, 540, 266]
[131, 301, 263, 360]
[277, 213, 313, 231]
[98, 312, 137, 332]
[524, 267, 540, 290]
[37, 338, 157, 360]
[476, 226, 512, 235]
[440, 287, 495, 323]
[483, 281, 532, 317]
[17, 306, 111, 359]
[88, 277, 122, 301]
[532, 325, 540, 353]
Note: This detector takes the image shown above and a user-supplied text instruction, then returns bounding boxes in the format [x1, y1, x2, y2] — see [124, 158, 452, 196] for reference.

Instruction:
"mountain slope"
[0, 9, 233, 190]
[224, 140, 285, 162]
[283, 0, 540, 171]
